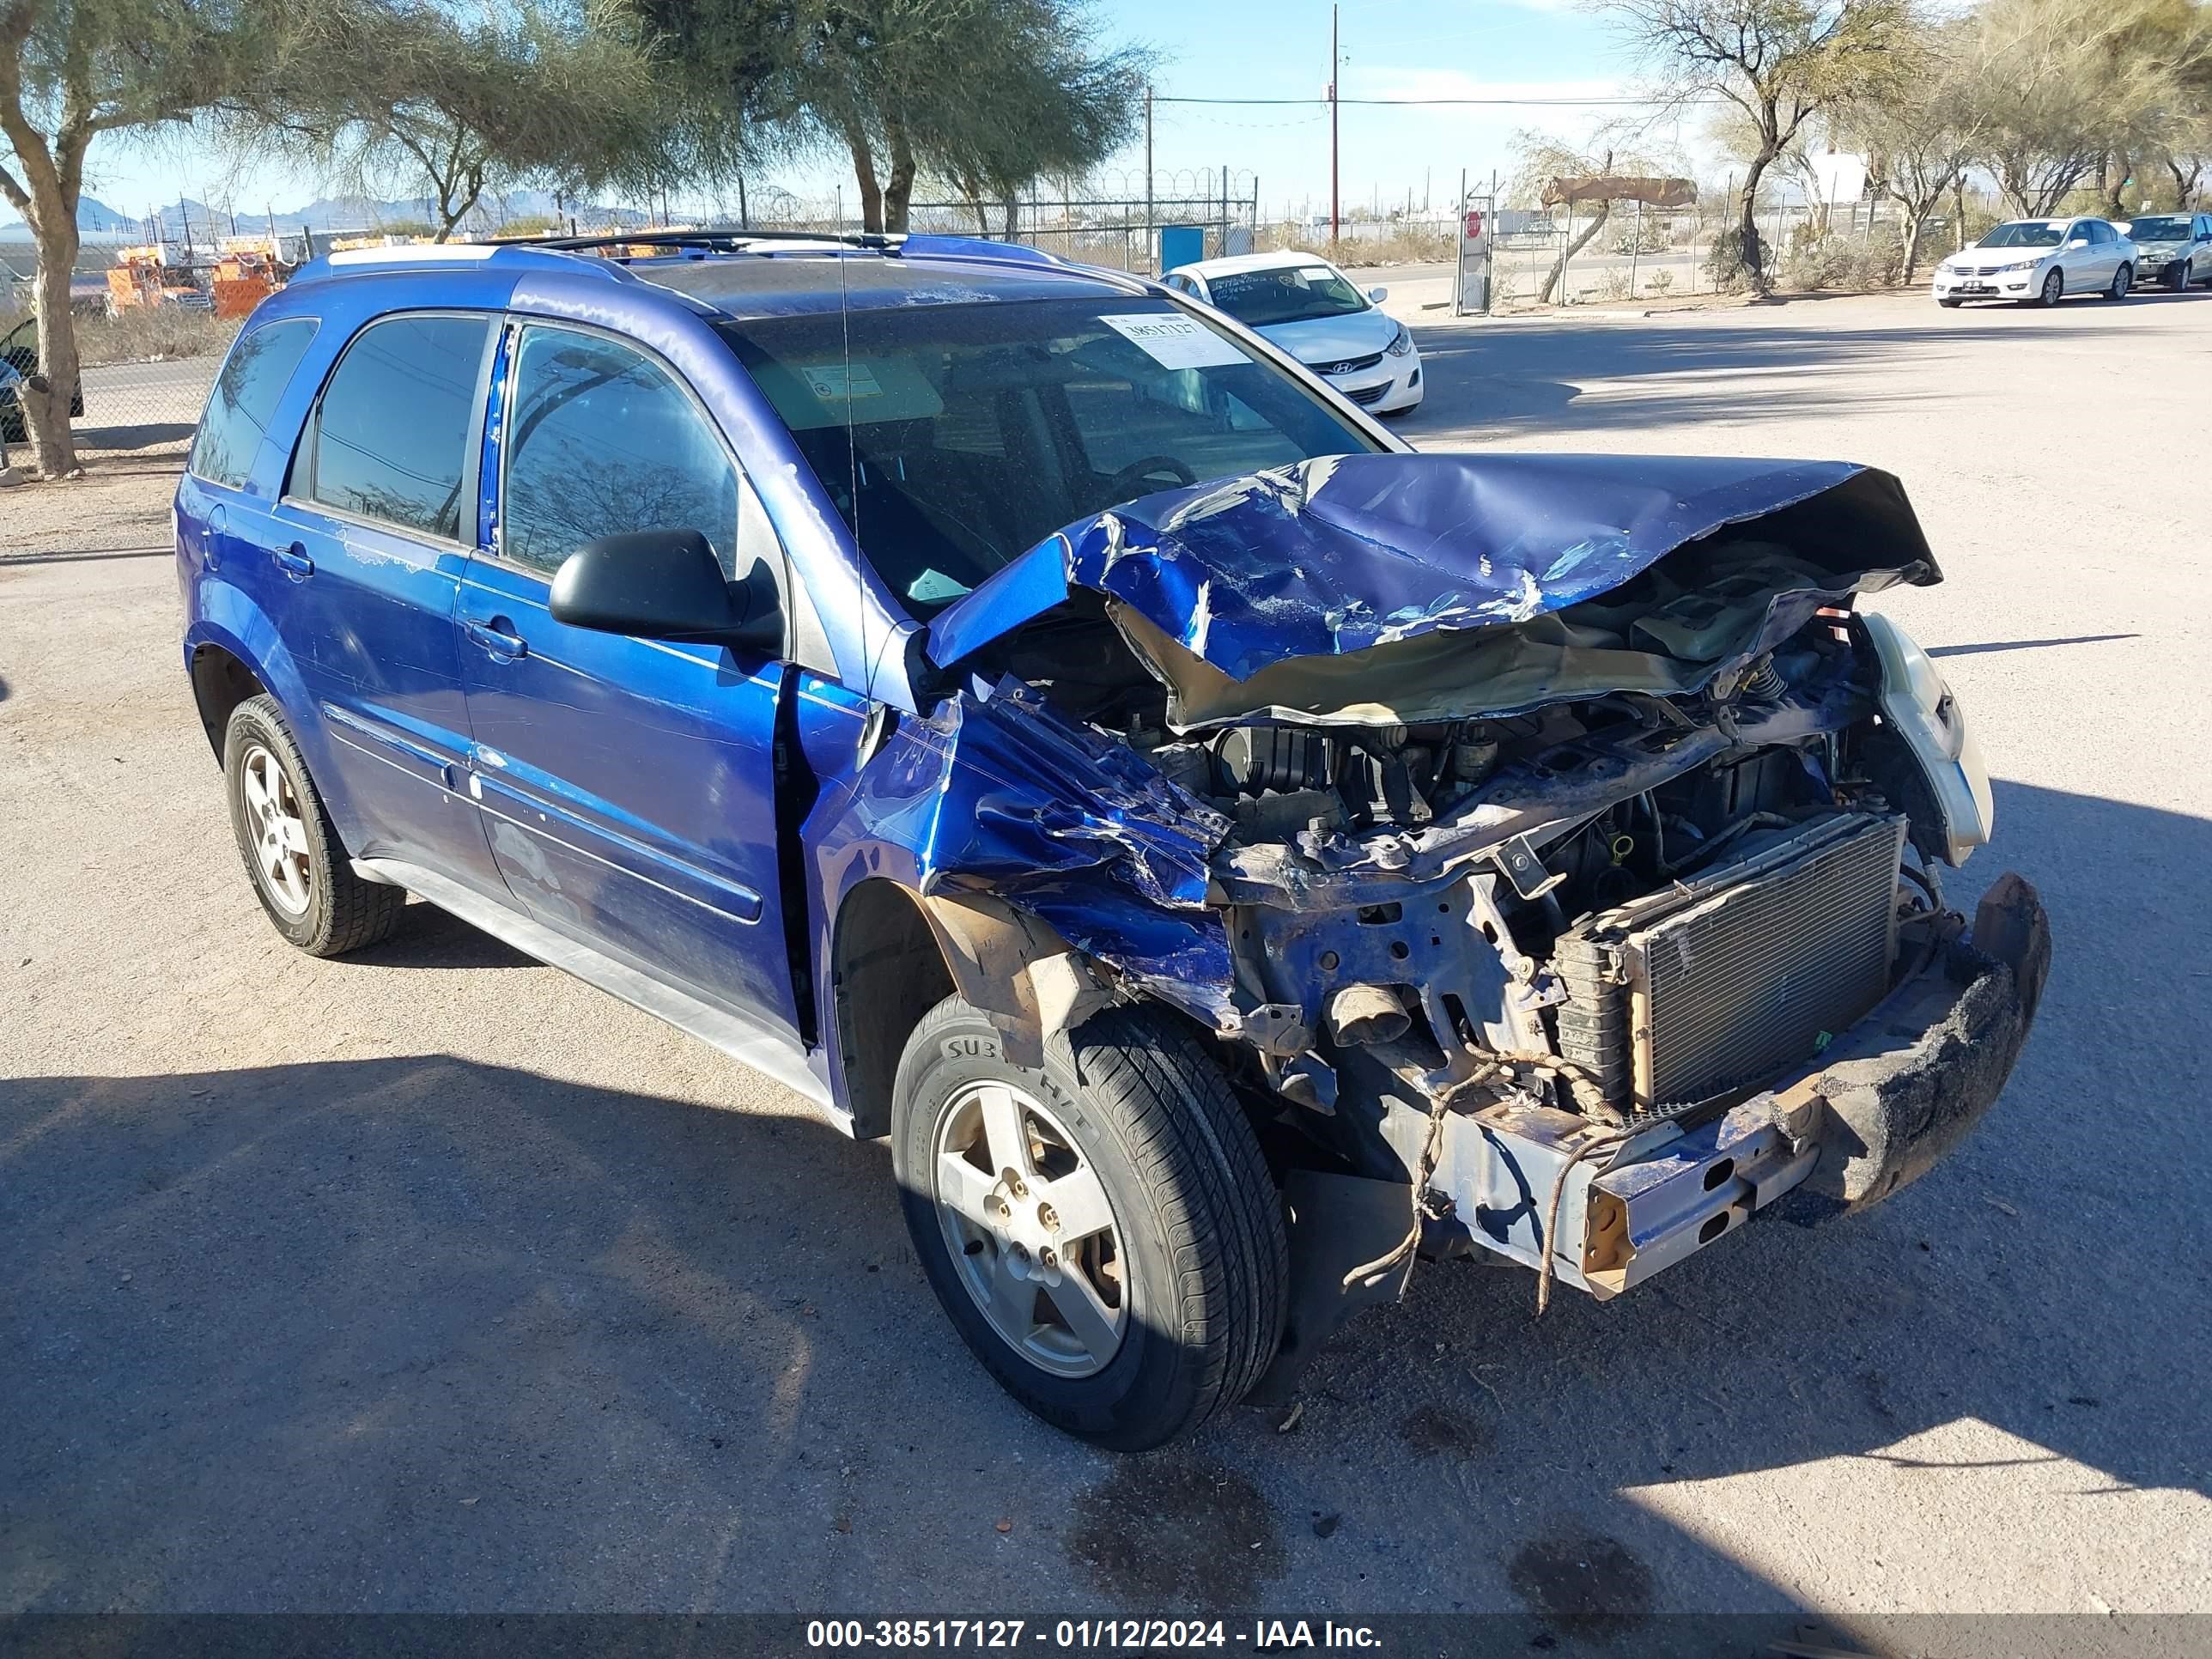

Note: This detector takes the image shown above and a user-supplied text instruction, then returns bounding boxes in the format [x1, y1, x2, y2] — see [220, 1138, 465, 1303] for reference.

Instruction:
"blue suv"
[179, 232, 2046, 1449]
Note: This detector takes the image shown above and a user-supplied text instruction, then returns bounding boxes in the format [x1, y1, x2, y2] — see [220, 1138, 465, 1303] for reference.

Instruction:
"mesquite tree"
[1601, 0, 1918, 295]
[0, 0, 326, 475]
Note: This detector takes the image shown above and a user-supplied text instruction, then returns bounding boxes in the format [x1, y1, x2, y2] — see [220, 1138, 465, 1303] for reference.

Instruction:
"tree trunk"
[840, 119, 884, 234]
[1003, 194, 1018, 241]
[1739, 145, 1779, 296]
[18, 166, 84, 477]
[2105, 153, 2128, 219]
[1899, 197, 1923, 282]
[2168, 157, 2203, 211]
[1539, 200, 1610, 303]
[1953, 177, 1967, 252]
[882, 116, 916, 234]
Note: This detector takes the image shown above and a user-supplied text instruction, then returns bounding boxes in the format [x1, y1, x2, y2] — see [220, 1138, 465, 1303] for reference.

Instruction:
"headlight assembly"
[1861, 612, 1994, 866]
[1384, 324, 1414, 357]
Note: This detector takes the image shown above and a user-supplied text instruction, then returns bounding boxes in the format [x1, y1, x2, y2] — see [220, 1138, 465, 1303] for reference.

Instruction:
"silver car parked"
[2120, 213, 2212, 290]
[1931, 216, 2138, 307]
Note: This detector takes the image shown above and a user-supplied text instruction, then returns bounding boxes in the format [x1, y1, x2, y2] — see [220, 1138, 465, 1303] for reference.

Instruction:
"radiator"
[1553, 813, 1908, 1112]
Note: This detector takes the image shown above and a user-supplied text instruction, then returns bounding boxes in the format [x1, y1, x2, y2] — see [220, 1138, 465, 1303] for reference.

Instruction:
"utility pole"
[1144, 84, 1156, 273]
[1328, 3, 1340, 242]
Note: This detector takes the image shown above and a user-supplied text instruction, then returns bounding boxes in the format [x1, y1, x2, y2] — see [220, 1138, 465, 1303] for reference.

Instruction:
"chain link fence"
[1483, 198, 1927, 310]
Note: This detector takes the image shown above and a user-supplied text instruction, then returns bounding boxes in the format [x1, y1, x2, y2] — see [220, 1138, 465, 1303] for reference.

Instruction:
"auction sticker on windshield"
[1098, 311, 1251, 370]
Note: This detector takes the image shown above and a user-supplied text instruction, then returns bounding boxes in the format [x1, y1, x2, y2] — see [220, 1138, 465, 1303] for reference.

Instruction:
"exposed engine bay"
[971, 526, 1984, 1153]
[908, 450, 2035, 1350]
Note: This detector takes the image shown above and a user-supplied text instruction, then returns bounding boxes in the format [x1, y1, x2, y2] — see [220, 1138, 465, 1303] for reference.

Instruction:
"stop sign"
[1463, 210, 1485, 240]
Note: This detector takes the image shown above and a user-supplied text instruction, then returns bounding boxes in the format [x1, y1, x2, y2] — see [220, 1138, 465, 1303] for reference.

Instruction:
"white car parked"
[2119, 213, 2212, 290]
[1931, 217, 2138, 307]
[1163, 251, 1423, 415]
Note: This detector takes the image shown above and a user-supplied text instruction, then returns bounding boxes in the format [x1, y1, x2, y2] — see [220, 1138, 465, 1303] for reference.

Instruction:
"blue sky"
[24, 0, 1692, 225]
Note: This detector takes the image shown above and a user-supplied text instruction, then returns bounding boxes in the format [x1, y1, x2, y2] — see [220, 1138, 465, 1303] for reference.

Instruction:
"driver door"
[457, 319, 804, 1035]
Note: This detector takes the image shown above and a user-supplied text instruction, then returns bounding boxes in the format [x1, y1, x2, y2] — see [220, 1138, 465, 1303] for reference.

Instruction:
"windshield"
[720, 298, 1378, 614]
[1202, 264, 1370, 327]
[2124, 216, 2190, 242]
[1978, 222, 2065, 248]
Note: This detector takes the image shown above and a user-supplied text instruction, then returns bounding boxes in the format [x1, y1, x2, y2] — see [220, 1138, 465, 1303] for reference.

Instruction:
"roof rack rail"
[287, 241, 607, 286]
[491, 228, 901, 254]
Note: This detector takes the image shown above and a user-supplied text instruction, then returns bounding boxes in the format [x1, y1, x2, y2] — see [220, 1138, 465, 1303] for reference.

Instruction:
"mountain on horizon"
[4, 190, 653, 243]
[0, 195, 137, 234]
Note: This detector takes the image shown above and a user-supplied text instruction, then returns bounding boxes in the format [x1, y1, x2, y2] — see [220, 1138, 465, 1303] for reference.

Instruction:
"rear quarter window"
[188, 319, 319, 489]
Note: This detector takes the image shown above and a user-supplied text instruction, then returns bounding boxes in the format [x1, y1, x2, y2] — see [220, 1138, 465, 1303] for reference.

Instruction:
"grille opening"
[1703, 1158, 1736, 1192]
[1698, 1212, 1731, 1243]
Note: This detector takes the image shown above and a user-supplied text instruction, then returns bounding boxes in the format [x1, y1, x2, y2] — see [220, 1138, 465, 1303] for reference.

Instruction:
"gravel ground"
[3, 289, 2208, 1638]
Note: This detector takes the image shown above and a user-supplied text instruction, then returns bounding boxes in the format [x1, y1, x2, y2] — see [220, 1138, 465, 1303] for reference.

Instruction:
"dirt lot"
[3, 289, 2208, 1638]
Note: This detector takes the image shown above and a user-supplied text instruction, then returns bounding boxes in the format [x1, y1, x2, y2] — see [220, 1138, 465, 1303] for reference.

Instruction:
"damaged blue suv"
[177, 232, 2048, 1449]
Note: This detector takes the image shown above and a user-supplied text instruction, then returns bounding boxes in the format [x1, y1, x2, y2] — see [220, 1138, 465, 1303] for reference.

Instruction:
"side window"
[501, 325, 741, 577]
[189, 318, 319, 490]
[2092, 222, 2114, 244]
[303, 313, 490, 540]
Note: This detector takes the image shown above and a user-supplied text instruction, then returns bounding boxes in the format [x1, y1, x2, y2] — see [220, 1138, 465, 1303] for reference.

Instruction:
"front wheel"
[1937, 296, 1964, 308]
[890, 996, 1287, 1450]
[2106, 263, 2132, 301]
[2033, 269, 2064, 307]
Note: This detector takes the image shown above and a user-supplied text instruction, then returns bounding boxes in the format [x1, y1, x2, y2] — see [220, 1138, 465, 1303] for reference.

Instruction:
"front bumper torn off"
[1427, 872, 2051, 1297]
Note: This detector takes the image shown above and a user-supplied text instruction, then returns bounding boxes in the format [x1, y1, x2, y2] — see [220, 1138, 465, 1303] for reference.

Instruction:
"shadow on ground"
[1397, 317, 2113, 438]
[2, 782, 2204, 1626]
[76, 422, 196, 452]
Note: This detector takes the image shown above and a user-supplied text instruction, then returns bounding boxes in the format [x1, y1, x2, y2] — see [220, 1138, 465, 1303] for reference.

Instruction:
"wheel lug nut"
[1037, 1202, 1058, 1232]
[1039, 1248, 1057, 1270]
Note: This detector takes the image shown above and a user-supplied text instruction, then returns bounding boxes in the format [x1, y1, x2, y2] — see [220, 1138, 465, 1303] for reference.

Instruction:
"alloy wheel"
[2041, 270, 2063, 306]
[932, 1080, 1127, 1378]
[240, 743, 313, 915]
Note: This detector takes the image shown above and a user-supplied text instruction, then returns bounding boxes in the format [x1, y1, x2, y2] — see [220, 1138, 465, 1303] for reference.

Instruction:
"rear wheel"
[222, 695, 401, 956]
[890, 995, 1286, 1450]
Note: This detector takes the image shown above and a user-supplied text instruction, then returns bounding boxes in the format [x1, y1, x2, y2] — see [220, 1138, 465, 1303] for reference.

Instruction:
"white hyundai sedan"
[1931, 216, 2139, 307]
[1164, 251, 1423, 415]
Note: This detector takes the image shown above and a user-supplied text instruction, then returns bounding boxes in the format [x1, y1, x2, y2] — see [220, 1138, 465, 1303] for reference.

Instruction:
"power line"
[1154, 94, 1722, 107]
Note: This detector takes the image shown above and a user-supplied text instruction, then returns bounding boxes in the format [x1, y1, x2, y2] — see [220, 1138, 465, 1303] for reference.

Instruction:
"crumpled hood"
[926, 451, 1940, 710]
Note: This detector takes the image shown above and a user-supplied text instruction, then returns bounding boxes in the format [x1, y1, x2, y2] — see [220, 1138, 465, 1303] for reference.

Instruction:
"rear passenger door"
[265, 311, 507, 893]
[456, 320, 802, 1035]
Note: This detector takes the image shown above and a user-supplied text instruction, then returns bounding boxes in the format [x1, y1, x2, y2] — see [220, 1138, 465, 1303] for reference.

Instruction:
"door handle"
[274, 544, 313, 580]
[464, 617, 528, 661]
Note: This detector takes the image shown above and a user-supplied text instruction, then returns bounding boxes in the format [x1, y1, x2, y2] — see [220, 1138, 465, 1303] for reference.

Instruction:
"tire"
[2168, 262, 2189, 291]
[1937, 297, 1963, 308]
[222, 694, 401, 956]
[891, 994, 1287, 1451]
[2034, 268, 2063, 307]
[2106, 263, 2131, 301]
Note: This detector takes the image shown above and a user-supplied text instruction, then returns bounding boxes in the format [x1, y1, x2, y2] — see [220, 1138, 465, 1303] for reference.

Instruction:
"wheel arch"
[188, 641, 269, 761]
[828, 878, 1118, 1139]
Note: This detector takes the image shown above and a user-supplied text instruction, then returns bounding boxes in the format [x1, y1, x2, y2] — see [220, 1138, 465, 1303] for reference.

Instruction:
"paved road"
[76, 355, 216, 447]
[3, 290, 2208, 1635]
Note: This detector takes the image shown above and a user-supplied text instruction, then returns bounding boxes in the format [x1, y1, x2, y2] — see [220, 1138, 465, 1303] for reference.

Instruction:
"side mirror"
[550, 528, 782, 652]
[1367, 286, 1389, 302]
